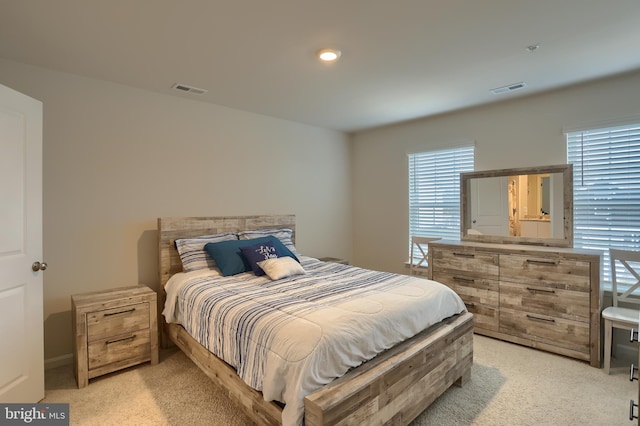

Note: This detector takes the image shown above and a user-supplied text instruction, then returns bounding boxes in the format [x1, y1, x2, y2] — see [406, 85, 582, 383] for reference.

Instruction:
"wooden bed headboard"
[157, 215, 296, 347]
[157, 214, 296, 288]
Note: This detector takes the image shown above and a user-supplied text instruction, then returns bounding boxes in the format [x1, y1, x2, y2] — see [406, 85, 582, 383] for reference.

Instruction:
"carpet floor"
[43, 335, 637, 425]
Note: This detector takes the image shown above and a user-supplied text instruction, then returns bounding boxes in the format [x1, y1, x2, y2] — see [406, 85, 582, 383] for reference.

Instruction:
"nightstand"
[72, 285, 159, 388]
[319, 257, 349, 265]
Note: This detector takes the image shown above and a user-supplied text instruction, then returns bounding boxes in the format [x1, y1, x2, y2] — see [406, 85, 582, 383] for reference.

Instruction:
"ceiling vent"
[490, 82, 527, 95]
[172, 83, 208, 95]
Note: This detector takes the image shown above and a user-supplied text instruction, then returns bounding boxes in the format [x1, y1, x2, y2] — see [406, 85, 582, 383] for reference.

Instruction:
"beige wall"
[0, 59, 352, 363]
[351, 70, 640, 274]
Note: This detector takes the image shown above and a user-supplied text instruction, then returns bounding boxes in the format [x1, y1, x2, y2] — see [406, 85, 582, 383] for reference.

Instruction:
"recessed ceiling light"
[317, 48, 342, 62]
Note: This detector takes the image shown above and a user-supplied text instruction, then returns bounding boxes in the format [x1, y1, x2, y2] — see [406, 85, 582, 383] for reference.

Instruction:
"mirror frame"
[461, 164, 573, 247]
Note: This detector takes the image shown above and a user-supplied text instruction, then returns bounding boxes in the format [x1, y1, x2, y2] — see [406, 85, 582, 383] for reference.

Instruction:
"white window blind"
[567, 123, 640, 286]
[408, 146, 474, 255]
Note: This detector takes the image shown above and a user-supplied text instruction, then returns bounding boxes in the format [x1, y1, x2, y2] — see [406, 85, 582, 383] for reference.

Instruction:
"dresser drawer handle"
[526, 314, 555, 323]
[105, 335, 136, 345]
[631, 329, 639, 343]
[464, 302, 476, 308]
[453, 252, 475, 258]
[104, 308, 136, 317]
[525, 259, 557, 265]
[630, 400, 638, 421]
[526, 287, 556, 295]
[630, 363, 638, 382]
[454, 276, 475, 284]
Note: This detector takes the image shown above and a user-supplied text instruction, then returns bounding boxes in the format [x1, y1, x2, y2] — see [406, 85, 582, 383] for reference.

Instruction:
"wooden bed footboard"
[305, 312, 473, 425]
[166, 312, 473, 426]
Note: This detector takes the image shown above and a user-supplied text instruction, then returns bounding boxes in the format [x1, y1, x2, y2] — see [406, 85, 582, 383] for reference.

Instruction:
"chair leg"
[604, 319, 612, 374]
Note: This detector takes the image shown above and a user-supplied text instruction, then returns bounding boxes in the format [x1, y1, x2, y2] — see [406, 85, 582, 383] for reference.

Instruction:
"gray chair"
[409, 236, 440, 276]
[602, 248, 640, 374]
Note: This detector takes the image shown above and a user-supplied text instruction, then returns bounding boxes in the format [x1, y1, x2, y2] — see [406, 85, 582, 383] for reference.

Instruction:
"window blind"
[567, 123, 640, 286]
[408, 146, 474, 256]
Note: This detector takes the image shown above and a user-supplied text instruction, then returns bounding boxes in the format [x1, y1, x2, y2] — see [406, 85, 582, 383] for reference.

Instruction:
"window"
[408, 146, 474, 259]
[567, 122, 640, 286]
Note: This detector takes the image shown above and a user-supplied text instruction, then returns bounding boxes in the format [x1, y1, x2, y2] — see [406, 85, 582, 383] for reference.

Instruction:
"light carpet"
[43, 335, 637, 425]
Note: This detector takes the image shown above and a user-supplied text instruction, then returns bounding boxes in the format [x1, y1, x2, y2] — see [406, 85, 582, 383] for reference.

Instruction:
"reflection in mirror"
[461, 164, 573, 247]
[509, 173, 552, 238]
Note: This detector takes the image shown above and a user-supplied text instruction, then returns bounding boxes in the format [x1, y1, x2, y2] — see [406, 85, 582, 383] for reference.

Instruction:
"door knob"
[32, 261, 47, 272]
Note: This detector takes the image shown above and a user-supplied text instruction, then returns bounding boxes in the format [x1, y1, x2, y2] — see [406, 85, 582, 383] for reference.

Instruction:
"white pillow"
[257, 257, 306, 280]
[175, 232, 238, 272]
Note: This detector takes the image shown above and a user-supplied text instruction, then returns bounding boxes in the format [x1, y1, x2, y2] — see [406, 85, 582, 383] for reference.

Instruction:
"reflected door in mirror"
[470, 176, 509, 236]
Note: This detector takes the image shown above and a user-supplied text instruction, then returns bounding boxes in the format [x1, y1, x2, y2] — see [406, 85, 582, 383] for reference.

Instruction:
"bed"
[158, 215, 473, 426]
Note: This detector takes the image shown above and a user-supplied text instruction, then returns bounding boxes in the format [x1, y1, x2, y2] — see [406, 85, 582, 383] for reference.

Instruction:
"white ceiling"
[1, 0, 639, 132]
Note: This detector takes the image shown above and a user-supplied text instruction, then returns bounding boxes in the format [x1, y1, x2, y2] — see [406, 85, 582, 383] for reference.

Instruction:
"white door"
[470, 176, 509, 236]
[0, 84, 44, 402]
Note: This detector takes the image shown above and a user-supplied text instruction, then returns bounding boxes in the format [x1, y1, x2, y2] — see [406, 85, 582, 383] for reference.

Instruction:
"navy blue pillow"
[205, 236, 298, 277]
[240, 240, 293, 276]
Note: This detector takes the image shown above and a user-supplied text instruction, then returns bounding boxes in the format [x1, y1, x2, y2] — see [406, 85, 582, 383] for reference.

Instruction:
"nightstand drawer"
[87, 302, 149, 341]
[88, 329, 151, 370]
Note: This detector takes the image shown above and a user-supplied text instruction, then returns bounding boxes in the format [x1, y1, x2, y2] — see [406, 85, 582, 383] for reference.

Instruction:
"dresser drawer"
[499, 281, 590, 322]
[434, 272, 499, 331]
[432, 249, 499, 278]
[464, 302, 499, 331]
[87, 302, 149, 341]
[499, 308, 590, 354]
[88, 329, 151, 370]
[499, 254, 590, 292]
[434, 273, 499, 306]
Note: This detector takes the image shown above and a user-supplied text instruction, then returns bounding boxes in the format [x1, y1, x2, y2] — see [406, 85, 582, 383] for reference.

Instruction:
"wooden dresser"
[72, 286, 159, 388]
[429, 240, 602, 367]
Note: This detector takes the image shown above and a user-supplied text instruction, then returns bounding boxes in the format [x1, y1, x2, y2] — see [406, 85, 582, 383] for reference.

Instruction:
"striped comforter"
[163, 256, 466, 426]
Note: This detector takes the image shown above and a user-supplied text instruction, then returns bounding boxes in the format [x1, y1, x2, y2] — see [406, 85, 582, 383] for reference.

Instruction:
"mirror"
[461, 164, 573, 247]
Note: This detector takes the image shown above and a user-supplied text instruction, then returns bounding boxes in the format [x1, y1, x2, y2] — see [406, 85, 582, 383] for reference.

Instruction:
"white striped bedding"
[163, 256, 466, 426]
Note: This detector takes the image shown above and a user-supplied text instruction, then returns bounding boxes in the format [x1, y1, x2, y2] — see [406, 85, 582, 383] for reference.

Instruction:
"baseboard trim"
[45, 353, 73, 370]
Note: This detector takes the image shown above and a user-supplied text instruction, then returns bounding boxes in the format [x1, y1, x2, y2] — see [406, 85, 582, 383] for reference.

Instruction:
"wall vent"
[172, 83, 208, 95]
[490, 82, 527, 95]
